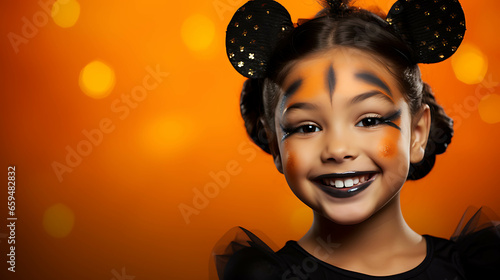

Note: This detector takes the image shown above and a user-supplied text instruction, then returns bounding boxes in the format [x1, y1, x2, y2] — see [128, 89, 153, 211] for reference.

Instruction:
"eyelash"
[281, 124, 321, 140]
[281, 110, 401, 140]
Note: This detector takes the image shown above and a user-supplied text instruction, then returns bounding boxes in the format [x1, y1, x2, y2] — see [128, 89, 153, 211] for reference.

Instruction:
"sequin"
[425, 26, 430, 31]
[441, 5, 446, 11]
[246, 14, 252, 20]
[437, 18, 442, 24]
[460, 21, 465, 26]
[442, 39, 448, 46]
[450, 13, 456, 19]
[386, 17, 393, 23]
[249, 53, 255, 59]
[439, 54, 445, 59]
[242, 30, 247, 36]
[248, 69, 254, 76]
[451, 46, 457, 52]
[429, 45, 436, 51]
[424, 11, 430, 16]
[229, 52, 234, 58]
[415, 4, 420, 9]
[234, 22, 239, 28]
[434, 31, 440, 38]
[254, 25, 259, 30]
[266, 10, 269, 14]
[420, 41, 427, 46]
[250, 39, 256, 44]
[457, 34, 463, 39]
[238, 61, 244, 67]
[281, 26, 286, 31]
[240, 46, 244, 52]
[230, 38, 235, 44]
[446, 26, 452, 32]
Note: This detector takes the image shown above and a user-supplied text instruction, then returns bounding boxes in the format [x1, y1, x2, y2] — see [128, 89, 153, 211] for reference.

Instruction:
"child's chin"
[322, 206, 374, 225]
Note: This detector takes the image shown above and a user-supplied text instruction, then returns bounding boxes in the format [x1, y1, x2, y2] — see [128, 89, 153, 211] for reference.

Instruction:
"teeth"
[344, 179, 353, 187]
[321, 174, 372, 188]
[335, 180, 343, 188]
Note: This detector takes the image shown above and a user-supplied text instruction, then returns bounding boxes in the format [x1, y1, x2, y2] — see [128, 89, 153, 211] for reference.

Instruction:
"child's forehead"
[282, 47, 391, 88]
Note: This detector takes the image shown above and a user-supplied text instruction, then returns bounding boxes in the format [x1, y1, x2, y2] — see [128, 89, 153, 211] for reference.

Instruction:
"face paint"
[326, 64, 335, 101]
[355, 72, 393, 103]
[378, 125, 401, 158]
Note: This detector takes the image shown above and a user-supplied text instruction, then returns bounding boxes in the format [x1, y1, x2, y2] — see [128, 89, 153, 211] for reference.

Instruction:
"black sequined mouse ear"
[386, 0, 466, 64]
[226, 0, 294, 78]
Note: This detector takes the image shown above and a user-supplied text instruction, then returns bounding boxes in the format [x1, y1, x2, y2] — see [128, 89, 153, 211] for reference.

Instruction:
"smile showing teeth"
[321, 174, 372, 188]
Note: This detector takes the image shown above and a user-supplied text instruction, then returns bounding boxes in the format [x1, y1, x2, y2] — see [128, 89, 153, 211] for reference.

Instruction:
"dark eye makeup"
[280, 109, 402, 141]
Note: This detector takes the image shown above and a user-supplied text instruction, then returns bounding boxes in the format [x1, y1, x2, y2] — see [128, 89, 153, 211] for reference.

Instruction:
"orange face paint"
[378, 129, 400, 158]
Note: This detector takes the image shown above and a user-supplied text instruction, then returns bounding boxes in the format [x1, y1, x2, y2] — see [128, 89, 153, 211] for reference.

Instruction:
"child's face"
[273, 48, 429, 225]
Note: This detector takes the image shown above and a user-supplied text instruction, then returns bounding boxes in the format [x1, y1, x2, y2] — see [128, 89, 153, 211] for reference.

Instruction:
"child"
[213, 0, 500, 279]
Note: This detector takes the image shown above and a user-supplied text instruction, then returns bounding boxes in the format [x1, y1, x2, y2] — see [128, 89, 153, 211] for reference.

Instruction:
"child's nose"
[321, 129, 357, 163]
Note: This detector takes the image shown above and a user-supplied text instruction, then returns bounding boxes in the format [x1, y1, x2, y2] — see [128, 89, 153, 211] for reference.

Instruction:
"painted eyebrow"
[355, 72, 392, 97]
[349, 90, 395, 106]
[280, 78, 303, 112]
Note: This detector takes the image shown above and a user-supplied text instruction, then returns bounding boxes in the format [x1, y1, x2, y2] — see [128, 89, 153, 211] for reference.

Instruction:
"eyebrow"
[280, 78, 303, 112]
[355, 72, 392, 97]
[349, 90, 395, 106]
[282, 102, 318, 118]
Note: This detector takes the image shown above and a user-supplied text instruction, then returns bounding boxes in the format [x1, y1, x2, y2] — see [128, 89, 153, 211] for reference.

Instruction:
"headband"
[226, 0, 466, 78]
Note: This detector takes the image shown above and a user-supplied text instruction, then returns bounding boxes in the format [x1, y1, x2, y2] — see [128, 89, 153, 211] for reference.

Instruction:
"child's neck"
[298, 194, 426, 276]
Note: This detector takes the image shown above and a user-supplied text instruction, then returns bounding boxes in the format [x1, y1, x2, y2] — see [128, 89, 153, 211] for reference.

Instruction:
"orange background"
[1, 0, 499, 279]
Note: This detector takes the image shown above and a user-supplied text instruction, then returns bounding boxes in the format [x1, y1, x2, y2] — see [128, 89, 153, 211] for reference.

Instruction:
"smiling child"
[212, 0, 500, 279]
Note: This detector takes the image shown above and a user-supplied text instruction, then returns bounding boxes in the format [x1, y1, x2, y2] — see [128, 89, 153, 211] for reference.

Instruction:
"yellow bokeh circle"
[479, 94, 500, 124]
[79, 60, 115, 99]
[451, 43, 488, 85]
[43, 203, 75, 238]
[51, 0, 80, 28]
[181, 14, 215, 51]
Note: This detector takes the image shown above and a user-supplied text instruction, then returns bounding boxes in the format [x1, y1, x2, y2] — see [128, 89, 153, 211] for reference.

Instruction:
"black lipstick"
[313, 172, 377, 199]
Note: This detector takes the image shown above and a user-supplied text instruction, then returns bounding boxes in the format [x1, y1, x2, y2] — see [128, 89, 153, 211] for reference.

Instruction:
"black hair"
[239, 3, 453, 180]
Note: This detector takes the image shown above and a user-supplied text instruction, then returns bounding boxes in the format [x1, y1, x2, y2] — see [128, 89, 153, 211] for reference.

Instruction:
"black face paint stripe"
[280, 78, 303, 112]
[327, 64, 335, 100]
[355, 72, 392, 97]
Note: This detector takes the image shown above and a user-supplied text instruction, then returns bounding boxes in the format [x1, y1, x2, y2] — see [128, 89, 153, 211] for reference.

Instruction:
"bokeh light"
[479, 94, 500, 124]
[51, 0, 80, 28]
[43, 203, 75, 238]
[181, 14, 215, 51]
[451, 43, 488, 85]
[79, 60, 115, 99]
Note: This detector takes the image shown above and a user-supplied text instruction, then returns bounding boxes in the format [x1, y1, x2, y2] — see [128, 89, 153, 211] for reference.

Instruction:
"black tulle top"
[212, 207, 500, 279]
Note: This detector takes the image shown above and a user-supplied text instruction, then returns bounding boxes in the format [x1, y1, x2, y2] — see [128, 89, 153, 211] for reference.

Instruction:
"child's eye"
[296, 124, 321, 134]
[282, 124, 321, 140]
[356, 117, 384, 127]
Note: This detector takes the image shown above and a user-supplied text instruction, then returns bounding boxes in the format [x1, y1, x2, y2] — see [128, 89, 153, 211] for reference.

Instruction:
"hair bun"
[240, 79, 271, 154]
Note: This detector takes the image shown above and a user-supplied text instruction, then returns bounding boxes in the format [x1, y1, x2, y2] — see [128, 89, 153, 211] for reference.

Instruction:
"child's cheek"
[378, 129, 400, 159]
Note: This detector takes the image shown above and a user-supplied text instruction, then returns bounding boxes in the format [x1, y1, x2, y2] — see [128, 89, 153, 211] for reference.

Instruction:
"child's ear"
[410, 105, 431, 163]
